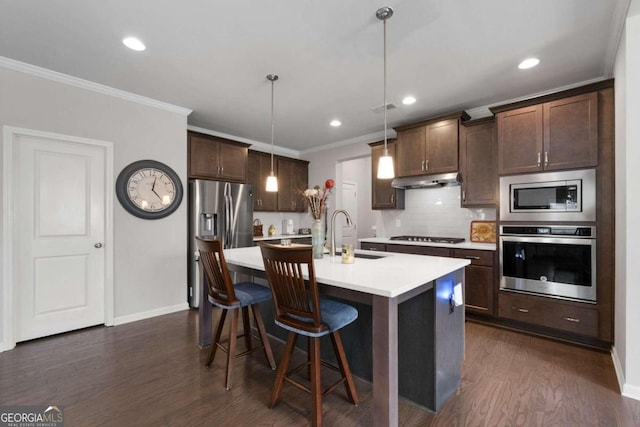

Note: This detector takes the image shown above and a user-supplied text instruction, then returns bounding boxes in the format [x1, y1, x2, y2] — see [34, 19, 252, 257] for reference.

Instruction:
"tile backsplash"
[375, 186, 496, 239]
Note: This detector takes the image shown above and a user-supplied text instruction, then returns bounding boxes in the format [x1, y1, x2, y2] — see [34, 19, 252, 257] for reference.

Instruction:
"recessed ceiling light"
[330, 120, 342, 127]
[518, 57, 540, 70]
[123, 37, 146, 51]
[402, 96, 416, 105]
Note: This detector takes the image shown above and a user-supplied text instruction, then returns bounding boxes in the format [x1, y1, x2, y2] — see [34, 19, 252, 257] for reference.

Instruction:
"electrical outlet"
[395, 219, 401, 227]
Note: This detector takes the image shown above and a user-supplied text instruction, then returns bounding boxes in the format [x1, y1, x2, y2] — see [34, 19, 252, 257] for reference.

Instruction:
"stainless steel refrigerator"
[188, 179, 254, 307]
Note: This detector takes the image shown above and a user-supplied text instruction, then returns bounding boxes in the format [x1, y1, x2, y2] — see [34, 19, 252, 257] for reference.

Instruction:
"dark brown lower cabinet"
[453, 249, 495, 316]
[498, 291, 599, 338]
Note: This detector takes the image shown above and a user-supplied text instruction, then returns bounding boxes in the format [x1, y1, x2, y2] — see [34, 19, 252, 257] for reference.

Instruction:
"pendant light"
[376, 6, 395, 179]
[265, 74, 279, 192]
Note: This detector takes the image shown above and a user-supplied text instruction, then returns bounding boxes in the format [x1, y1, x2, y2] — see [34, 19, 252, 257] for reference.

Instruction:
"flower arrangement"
[304, 179, 334, 220]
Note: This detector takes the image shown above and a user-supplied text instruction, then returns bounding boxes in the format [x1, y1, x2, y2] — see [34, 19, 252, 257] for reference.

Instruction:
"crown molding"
[0, 56, 192, 116]
[300, 129, 396, 155]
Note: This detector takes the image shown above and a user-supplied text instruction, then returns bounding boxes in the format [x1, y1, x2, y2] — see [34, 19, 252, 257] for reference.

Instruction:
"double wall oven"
[499, 169, 597, 303]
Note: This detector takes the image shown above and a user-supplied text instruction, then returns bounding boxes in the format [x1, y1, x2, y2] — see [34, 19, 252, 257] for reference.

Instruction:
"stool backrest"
[195, 237, 238, 306]
[258, 243, 327, 334]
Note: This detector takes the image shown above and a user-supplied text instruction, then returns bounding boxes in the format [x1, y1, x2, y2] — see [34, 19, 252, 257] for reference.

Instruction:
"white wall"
[614, 1, 640, 399]
[0, 65, 189, 346]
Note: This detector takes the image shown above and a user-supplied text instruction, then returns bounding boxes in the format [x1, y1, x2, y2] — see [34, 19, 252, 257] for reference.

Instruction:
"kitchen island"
[198, 245, 470, 427]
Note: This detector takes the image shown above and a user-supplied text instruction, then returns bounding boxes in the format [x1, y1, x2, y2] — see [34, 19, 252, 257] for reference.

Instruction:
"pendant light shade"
[376, 6, 395, 180]
[266, 74, 279, 192]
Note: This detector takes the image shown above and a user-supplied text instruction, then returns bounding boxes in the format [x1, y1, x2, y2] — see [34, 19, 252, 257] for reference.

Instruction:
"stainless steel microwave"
[499, 169, 596, 222]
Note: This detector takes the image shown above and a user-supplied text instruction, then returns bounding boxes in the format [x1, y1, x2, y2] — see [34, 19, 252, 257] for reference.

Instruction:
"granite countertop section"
[253, 234, 311, 242]
[359, 237, 497, 251]
[223, 246, 469, 298]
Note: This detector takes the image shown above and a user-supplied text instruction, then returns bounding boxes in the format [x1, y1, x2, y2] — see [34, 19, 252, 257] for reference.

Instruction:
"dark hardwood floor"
[1, 309, 638, 426]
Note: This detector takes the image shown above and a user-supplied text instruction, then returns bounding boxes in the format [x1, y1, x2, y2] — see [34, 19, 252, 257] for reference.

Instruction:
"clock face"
[116, 160, 183, 219]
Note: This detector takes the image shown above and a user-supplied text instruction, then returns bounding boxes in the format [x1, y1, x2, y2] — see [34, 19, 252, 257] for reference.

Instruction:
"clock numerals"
[116, 160, 183, 219]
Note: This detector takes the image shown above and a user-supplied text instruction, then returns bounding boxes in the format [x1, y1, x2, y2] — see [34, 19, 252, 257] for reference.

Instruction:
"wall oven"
[500, 225, 596, 302]
[499, 168, 596, 222]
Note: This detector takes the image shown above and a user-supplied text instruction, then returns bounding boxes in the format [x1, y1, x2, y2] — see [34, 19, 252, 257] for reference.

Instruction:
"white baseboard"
[622, 383, 640, 401]
[611, 345, 640, 402]
[113, 303, 189, 326]
[0, 340, 16, 353]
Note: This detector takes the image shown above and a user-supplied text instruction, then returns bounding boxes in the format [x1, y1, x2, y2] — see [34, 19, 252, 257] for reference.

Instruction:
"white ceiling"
[0, 0, 629, 152]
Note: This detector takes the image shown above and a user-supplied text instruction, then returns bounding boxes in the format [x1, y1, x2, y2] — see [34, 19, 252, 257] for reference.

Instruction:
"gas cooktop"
[389, 235, 466, 244]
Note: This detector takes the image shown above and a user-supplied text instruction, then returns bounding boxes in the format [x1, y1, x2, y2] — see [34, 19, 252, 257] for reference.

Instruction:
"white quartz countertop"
[223, 245, 470, 298]
[359, 237, 497, 251]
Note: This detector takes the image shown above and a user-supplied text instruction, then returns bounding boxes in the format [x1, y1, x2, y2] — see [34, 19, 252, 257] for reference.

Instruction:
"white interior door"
[337, 181, 358, 248]
[15, 133, 106, 342]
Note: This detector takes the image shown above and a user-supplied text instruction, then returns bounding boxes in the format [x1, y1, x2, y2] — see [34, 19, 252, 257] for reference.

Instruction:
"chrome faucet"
[330, 209, 354, 257]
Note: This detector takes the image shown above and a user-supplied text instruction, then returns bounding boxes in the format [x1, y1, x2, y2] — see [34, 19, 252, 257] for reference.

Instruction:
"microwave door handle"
[537, 152, 541, 168]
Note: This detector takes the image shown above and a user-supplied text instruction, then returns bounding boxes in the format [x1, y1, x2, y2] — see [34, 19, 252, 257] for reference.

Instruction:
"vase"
[311, 219, 324, 259]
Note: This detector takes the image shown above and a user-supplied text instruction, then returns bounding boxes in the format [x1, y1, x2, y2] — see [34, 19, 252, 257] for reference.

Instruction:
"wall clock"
[115, 160, 183, 220]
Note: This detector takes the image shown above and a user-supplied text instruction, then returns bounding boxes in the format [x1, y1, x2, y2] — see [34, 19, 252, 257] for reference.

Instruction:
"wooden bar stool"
[258, 242, 359, 427]
[196, 237, 276, 390]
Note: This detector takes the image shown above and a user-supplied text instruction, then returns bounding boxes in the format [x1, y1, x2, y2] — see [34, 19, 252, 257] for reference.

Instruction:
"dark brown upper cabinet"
[370, 140, 404, 210]
[459, 118, 497, 206]
[276, 157, 308, 213]
[496, 92, 598, 175]
[188, 131, 249, 182]
[247, 150, 277, 211]
[395, 112, 469, 177]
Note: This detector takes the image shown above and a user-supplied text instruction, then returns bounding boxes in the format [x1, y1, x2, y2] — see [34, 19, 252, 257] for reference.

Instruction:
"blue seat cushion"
[275, 296, 358, 338]
[210, 282, 271, 309]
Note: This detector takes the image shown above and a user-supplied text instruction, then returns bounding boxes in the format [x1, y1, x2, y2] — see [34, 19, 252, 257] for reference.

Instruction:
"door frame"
[2, 126, 114, 352]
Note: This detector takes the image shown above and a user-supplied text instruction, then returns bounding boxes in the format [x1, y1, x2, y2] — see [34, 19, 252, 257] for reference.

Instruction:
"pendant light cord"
[383, 16, 388, 154]
[270, 78, 275, 173]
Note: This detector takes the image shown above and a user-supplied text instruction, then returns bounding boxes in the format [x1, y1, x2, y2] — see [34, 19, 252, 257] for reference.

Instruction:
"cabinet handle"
[220, 166, 224, 174]
[537, 152, 541, 168]
[464, 255, 480, 260]
[421, 160, 425, 171]
[544, 151, 549, 167]
[512, 306, 529, 313]
[425, 159, 429, 171]
[462, 189, 466, 202]
[561, 316, 580, 323]
[390, 194, 394, 204]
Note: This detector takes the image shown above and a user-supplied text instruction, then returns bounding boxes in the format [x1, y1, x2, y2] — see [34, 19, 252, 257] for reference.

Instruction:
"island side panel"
[372, 294, 399, 427]
[434, 268, 465, 410]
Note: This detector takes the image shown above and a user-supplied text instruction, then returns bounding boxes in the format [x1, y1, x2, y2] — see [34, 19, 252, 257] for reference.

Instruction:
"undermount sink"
[334, 251, 385, 260]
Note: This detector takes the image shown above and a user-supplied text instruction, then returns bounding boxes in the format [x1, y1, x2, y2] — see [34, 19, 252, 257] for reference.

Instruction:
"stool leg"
[250, 304, 276, 369]
[270, 332, 297, 408]
[206, 309, 227, 367]
[330, 331, 359, 405]
[225, 309, 239, 390]
[309, 336, 322, 427]
[241, 306, 252, 350]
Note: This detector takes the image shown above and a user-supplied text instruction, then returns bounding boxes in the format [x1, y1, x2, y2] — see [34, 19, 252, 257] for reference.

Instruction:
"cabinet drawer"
[360, 242, 386, 251]
[453, 249, 494, 267]
[498, 292, 598, 337]
[386, 244, 451, 257]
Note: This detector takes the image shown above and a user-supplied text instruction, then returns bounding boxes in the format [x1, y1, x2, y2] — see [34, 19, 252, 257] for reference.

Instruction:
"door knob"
[94, 243, 103, 248]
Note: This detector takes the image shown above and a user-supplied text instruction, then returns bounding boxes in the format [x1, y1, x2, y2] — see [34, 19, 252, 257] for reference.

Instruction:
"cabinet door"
[248, 151, 277, 211]
[425, 119, 458, 174]
[543, 92, 598, 171]
[397, 126, 426, 177]
[291, 161, 308, 212]
[371, 142, 404, 209]
[188, 133, 221, 179]
[218, 141, 248, 182]
[497, 105, 543, 175]
[464, 265, 494, 315]
[276, 158, 295, 212]
[459, 121, 496, 206]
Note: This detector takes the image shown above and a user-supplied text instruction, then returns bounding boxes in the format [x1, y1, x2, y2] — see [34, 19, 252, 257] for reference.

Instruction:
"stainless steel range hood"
[391, 172, 461, 189]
